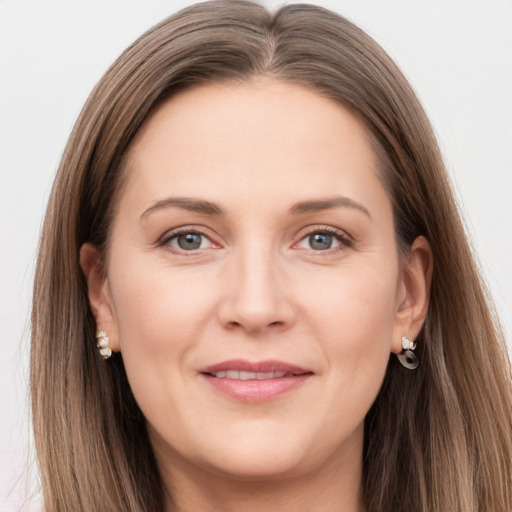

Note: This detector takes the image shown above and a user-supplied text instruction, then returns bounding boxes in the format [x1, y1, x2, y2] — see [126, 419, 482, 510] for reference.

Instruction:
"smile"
[199, 360, 314, 402]
[210, 370, 296, 380]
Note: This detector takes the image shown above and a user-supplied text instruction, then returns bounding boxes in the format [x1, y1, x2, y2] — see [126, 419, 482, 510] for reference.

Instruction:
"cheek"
[106, 256, 219, 410]
[298, 260, 399, 347]
[297, 261, 397, 407]
[110, 260, 216, 349]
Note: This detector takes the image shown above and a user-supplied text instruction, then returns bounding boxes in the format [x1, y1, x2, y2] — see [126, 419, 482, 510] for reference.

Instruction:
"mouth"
[198, 359, 314, 402]
[207, 370, 308, 380]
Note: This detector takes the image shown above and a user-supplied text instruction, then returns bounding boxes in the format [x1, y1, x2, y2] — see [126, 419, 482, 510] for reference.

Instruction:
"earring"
[396, 335, 418, 370]
[96, 331, 112, 359]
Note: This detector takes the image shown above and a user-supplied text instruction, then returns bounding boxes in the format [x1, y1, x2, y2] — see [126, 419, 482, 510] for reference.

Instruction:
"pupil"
[178, 233, 202, 250]
[309, 233, 332, 250]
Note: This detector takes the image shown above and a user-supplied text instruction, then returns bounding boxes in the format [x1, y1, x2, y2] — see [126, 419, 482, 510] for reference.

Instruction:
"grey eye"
[308, 233, 333, 250]
[296, 230, 344, 252]
[176, 233, 203, 250]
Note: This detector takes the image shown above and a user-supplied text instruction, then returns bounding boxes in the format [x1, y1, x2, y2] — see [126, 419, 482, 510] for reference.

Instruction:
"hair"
[31, 1, 512, 511]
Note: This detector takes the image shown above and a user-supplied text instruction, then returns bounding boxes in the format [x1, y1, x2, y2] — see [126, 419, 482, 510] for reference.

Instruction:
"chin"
[193, 421, 353, 482]
[200, 445, 312, 482]
[151, 420, 323, 482]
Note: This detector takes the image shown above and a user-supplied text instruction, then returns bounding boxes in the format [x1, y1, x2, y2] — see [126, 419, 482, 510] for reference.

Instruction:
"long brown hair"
[31, 1, 512, 510]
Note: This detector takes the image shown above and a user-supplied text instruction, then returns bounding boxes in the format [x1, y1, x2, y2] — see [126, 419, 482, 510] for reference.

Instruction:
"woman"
[31, 1, 512, 511]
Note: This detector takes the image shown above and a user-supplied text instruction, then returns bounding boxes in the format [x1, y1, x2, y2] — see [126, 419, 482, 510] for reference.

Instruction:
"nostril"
[217, 290, 295, 334]
[225, 319, 284, 334]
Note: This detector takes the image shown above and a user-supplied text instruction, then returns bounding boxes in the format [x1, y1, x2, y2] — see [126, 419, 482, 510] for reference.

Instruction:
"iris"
[309, 233, 333, 250]
[177, 233, 203, 250]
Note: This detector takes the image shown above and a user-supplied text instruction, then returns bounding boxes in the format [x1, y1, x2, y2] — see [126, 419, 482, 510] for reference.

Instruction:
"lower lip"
[201, 374, 312, 402]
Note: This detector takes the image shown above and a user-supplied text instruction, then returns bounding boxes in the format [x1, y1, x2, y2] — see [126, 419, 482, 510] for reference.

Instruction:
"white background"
[1, 1, 511, 510]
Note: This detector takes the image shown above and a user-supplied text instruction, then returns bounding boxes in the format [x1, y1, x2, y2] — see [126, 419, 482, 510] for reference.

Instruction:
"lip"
[198, 359, 314, 402]
[199, 359, 311, 374]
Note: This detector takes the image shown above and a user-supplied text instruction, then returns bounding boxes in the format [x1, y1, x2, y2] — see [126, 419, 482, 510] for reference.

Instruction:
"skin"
[81, 78, 432, 512]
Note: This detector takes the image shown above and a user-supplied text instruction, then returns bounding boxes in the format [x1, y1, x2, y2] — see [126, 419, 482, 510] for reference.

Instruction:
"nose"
[217, 246, 296, 335]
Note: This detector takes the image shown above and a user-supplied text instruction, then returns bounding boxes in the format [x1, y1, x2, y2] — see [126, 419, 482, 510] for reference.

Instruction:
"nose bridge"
[220, 234, 293, 333]
[238, 240, 276, 303]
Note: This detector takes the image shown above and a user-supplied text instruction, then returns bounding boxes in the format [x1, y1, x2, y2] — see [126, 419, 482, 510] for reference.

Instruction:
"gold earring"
[96, 331, 112, 359]
[396, 335, 418, 370]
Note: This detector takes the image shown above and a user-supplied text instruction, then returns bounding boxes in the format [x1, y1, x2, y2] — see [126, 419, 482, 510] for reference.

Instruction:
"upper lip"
[198, 359, 312, 375]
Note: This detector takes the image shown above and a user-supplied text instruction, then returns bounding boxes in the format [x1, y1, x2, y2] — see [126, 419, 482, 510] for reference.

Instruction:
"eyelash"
[297, 225, 352, 253]
[157, 227, 217, 255]
[157, 225, 352, 255]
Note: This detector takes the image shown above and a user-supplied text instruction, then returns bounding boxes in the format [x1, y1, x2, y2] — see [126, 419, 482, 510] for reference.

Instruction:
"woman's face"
[85, 79, 425, 482]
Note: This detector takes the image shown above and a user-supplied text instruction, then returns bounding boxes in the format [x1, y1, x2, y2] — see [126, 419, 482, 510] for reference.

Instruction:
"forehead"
[119, 78, 388, 217]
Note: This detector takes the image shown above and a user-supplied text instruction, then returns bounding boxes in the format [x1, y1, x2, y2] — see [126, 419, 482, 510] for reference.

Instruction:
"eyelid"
[155, 223, 352, 254]
[157, 225, 220, 253]
[293, 225, 353, 251]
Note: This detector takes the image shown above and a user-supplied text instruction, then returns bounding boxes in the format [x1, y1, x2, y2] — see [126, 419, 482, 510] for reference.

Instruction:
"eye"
[162, 230, 216, 252]
[295, 228, 349, 252]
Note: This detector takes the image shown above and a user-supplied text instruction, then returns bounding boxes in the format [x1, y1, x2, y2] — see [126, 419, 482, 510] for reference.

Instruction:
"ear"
[80, 243, 120, 352]
[391, 236, 433, 354]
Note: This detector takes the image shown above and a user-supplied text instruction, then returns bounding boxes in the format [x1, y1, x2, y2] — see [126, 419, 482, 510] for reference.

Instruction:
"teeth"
[212, 370, 289, 380]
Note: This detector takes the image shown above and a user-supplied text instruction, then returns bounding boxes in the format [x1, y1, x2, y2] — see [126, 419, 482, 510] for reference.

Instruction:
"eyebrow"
[140, 197, 224, 220]
[289, 196, 371, 219]
[140, 195, 371, 221]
